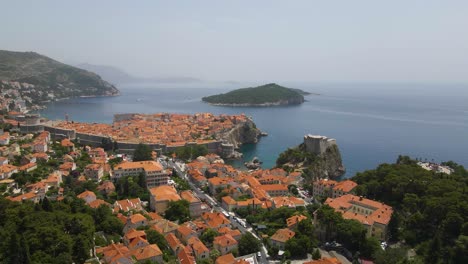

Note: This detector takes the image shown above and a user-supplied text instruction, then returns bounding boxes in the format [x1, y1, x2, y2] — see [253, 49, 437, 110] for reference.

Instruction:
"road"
[167, 159, 269, 263]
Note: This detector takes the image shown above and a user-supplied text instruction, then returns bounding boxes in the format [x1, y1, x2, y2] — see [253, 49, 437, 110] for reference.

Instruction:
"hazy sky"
[2, 0, 468, 82]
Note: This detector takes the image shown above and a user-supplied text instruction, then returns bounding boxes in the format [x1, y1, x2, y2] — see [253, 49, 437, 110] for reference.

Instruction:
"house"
[149, 185, 181, 213]
[201, 212, 231, 230]
[270, 228, 295, 250]
[0, 157, 8, 165]
[131, 244, 163, 263]
[77, 190, 97, 204]
[180, 190, 203, 217]
[286, 214, 308, 229]
[324, 194, 393, 240]
[124, 229, 147, 246]
[84, 163, 104, 181]
[7, 192, 40, 203]
[313, 179, 337, 198]
[208, 177, 234, 194]
[213, 234, 238, 255]
[20, 154, 36, 165]
[332, 180, 358, 198]
[304, 258, 342, 264]
[18, 162, 37, 172]
[259, 184, 289, 197]
[96, 243, 133, 264]
[165, 233, 184, 255]
[123, 213, 148, 233]
[32, 152, 49, 162]
[152, 219, 179, 235]
[175, 225, 197, 243]
[61, 138, 75, 152]
[97, 180, 116, 196]
[177, 245, 196, 264]
[0, 132, 10, 145]
[187, 237, 210, 260]
[59, 162, 76, 173]
[215, 253, 236, 264]
[88, 199, 110, 209]
[113, 198, 143, 213]
[222, 196, 237, 211]
[271, 196, 306, 209]
[0, 164, 18, 179]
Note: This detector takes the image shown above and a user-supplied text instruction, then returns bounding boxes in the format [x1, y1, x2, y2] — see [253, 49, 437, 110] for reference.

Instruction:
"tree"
[164, 200, 190, 223]
[312, 248, 321, 260]
[200, 229, 219, 247]
[238, 232, 261, 256]
[146, 229, 168, 251]
[133, 143, 152, 161]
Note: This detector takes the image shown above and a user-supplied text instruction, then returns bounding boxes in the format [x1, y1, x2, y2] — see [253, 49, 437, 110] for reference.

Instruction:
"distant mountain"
[77, 63, 202, 84]
[0, 50, 119, 103]
[202, 83, 312, 106]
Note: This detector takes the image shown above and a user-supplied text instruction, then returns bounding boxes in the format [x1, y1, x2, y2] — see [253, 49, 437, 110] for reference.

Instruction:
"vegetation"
[202, 83, 307, 106]
[200, 229, 219, 248]
[133, 143, 153, 161]
[115, 174, 149, 201]
[350, 156, 468, 263]
[172, 145, 208, 161]
[238, 233, 261, 256]
[164, 200, 190, 223]
[0, 196, 121, 264]
[0, 50, 119, 104]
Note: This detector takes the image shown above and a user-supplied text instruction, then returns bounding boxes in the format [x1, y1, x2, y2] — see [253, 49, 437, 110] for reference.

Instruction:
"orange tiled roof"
[271, 228, 295, 243]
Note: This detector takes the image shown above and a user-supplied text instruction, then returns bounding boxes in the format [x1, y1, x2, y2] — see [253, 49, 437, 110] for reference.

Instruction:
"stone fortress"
[303, 134, 337, 155]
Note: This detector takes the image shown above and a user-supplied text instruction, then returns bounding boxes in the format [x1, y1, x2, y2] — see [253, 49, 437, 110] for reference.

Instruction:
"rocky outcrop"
[276, 135, 345, 182]
[306, 144, 345, 180]
[220, 118, 261, 149]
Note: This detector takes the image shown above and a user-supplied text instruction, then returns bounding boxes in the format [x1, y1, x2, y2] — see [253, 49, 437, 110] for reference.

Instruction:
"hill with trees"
[202, 83, 311, 106]
[350, 156, 468, 263]
[0, 50, 119, 104]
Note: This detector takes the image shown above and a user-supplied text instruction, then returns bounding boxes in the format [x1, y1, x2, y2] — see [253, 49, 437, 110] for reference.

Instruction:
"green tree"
[238, 232, 261, 256]
[164, 200, 190, 223]
[312, 248, 321, 260]
[133, 143, 152, 161]
[146, 229, 168, 251]
[200, 229, 219, 247]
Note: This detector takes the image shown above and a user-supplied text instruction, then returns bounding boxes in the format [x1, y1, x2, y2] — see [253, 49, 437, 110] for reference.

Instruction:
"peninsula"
[202, 83, 312, 106]
[40, 113, 262, 159]
[0, 50, 119, 111]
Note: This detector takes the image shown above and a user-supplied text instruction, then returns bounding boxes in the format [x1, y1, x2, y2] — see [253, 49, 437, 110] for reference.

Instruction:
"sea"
[38, 82, 468, 178]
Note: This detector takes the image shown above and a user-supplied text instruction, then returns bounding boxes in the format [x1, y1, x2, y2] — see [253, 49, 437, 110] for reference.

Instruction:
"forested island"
[202, 83, 313, 106]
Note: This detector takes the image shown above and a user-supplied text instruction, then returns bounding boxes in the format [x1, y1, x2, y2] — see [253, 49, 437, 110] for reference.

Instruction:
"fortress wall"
[44, 126, 76, 140]
[304, 134, 336, 155]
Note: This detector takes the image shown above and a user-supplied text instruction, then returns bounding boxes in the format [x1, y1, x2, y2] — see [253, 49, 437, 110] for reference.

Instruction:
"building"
[77, 190, 97, 204]
[332, 180, 357, 198]
[180, 190, 203, 217]
[313, 179, 337, 198]
[84, 163, 104, 181]
[324, 194, 393, 240]
[213, 234, 238, 255]
[286, 214, 308, 229]
[149, 185, 181, 213]
[112, 161, 170, 188]
[270, 228, 295, 250]
[304, 258, 342, 264]
[303, 134, 336, 155]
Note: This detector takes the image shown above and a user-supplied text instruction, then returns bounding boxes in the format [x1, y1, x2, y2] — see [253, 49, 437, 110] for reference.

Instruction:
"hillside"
[77, 63, 202, 84]
[0, 50, 119, 105]
[202, 83, 310, 106]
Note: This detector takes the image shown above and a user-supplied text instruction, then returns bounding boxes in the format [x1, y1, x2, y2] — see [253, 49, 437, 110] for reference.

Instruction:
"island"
[202, 83, 313, 106]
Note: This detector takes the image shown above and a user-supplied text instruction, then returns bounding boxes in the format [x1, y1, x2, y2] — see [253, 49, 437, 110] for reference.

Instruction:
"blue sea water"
[39, 82, 468, 178]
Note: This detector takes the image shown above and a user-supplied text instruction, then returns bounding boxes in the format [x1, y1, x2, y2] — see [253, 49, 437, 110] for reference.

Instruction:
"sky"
[1, 0, 468, 83]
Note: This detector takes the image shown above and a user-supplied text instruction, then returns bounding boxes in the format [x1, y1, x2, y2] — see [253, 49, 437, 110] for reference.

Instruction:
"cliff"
[220, 118, 261, 149]
[276, 136, 345, 181]
[202, 83, 309, 106]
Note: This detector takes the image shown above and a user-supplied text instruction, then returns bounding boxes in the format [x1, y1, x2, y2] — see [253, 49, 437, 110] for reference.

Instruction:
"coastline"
[202, 100, 303, 107]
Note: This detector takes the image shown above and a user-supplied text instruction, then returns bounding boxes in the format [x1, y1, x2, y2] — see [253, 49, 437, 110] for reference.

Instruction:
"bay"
[39, 82, 468, 178]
